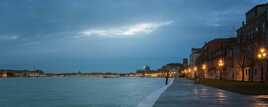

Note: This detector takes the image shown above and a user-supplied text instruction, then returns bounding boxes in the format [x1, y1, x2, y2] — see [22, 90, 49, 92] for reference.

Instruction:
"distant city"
[0, 62, 182, 78]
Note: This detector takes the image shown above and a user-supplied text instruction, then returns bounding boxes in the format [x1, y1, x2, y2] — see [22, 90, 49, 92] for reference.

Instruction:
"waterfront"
[0, 77, 166, 107]
[154, 78, 268, 107]
[2, 77, 268, 107]
[1, 1, 268, 107]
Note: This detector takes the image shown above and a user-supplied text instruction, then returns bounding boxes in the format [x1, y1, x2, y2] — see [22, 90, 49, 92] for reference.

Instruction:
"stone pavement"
[153, 78, 268, 107]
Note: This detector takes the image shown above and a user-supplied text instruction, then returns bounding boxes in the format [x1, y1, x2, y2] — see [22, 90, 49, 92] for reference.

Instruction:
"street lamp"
[257, 48, 267, 59]
[202, 64, 207, 70]
[193, 66, 198, 71]
[202, 64, 207, 79]
[257, 47, 267, 82]
[188, 68, 192, 78]
[193, 66, 198, 79]
[218, 58, 224, 80]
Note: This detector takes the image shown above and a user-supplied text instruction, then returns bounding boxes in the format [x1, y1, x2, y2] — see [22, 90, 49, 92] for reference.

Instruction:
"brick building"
[196, 37, 237, 80]
[236, 3, 268, 82]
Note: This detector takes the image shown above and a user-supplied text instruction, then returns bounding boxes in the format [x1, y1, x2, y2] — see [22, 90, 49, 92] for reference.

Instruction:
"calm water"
[0, 77, 166, 107]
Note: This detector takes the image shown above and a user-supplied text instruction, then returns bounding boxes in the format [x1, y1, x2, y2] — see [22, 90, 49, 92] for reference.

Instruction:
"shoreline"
[137, 78, 175, 107]
[0, 69, 176, 78]
[0, 76, 174, 79]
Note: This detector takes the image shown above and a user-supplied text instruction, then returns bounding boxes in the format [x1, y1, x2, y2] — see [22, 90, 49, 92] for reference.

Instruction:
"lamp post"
[202, 64, 207, 79]
[257, 47, 267, 82]
[188, 68, 192, 79]
[193, 66, 198, 79]
[183, 69, 187, 77]
[218, 58, 224, 80]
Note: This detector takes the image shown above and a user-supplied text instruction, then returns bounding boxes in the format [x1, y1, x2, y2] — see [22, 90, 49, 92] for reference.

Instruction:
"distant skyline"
[0, 0, 267, 72]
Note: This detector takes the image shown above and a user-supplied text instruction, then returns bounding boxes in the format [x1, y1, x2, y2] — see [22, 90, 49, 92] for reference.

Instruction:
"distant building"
[24, 70, 44, 77]
[183, 58, 188, 67]
[158, 63, 183, 77]
[143, 65, 151, 71]
[0, 69, 44, 77]
[0, 72, 7, 78]
[161, 63, 183, 71]
[190, 48, 201, 66]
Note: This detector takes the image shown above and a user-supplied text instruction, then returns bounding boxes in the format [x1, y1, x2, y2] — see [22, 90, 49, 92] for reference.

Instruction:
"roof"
[192, 48, 201, 53]
[246, 3, 268, 15]
[165, 63, 183, 67]
[202, 37, 236, 50]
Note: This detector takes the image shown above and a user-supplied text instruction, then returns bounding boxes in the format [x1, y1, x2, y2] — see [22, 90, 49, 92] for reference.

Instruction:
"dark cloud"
[0, 0, 267, 72]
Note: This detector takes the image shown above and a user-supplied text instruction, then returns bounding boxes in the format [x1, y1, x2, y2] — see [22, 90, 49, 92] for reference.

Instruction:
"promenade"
[153, 78, 268, 107]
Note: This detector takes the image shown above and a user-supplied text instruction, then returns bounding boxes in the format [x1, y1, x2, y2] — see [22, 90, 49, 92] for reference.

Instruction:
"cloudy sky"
[0, 0, 267, 72]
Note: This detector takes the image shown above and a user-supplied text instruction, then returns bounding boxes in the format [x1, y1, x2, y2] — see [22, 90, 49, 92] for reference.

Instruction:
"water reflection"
[199, 88, 209, 98]
[215, 89, 226, 104]
[255, 95, 268, 107]
[155, 79, 268, 107]
[193, 88, 199, 96]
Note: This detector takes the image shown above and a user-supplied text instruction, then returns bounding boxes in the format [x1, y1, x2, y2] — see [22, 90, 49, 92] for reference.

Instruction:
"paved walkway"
[138, 79, 174, 107]
[153, 78, 268, 107]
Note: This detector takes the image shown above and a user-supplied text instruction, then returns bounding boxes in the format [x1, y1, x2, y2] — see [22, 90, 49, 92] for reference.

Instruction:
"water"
[0, 77, 166, 107]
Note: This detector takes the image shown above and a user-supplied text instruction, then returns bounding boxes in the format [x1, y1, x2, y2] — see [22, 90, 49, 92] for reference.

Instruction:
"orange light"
[260, 48, 266, 53]
[263, 53, 267, 57]
[193, 66, 198, 71]
[188, 68, 192, 73]
[258, 48, 267, 60]
[218, 59, 224, 67]
[202, 64, 207, 70]
[258, 54, 262, 59]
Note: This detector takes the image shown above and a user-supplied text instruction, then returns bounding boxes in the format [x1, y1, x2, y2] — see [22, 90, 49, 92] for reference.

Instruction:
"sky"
[0, 0, 267, 72]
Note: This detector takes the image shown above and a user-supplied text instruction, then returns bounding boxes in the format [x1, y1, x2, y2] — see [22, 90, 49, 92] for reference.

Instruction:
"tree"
[238, 40, 259, 81]
[239, 55, 246, 81]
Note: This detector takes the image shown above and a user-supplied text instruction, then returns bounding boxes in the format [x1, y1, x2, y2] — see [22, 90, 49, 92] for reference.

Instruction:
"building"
[190, 48, 201, 66]
[236, 3, 268, 82]
[143, 65, 151, 71]
[157, 63, 183, 77]
[0, 72, 7, 78]
[161, 63, 183, 72]
[183, 58, 188, 68]
[189, 48, 202, 78]
[196, 37, 237, 80]
[191, 3, 268, 82]
[181, 3, 268, 82]
[0, 69, 45, 77]
[24, 70, 44, 77]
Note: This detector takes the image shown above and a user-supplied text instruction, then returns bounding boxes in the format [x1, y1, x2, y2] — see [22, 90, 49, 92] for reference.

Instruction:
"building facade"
[190, 48, 201, 66]
[0, 72, 7, 78]
[237, 3, 268, 82]
[183, 3, 268, 82]
[196, 38, 237, 80]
